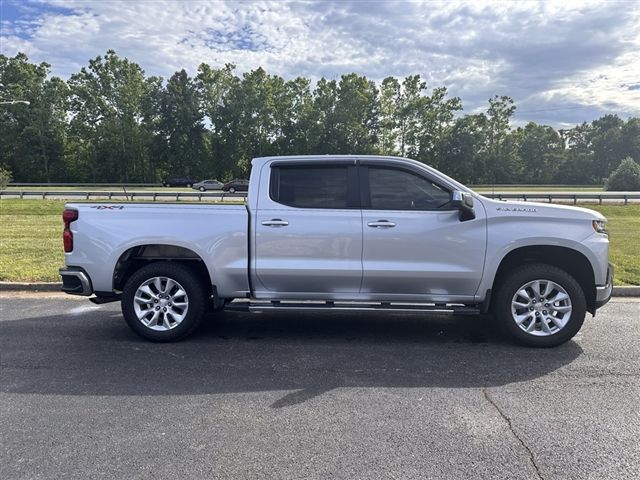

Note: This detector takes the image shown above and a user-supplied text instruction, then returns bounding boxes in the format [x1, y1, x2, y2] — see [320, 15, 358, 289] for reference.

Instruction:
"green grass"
[0, 199, 638, 285]
[0, 200, 64, 282]
[590, 205, 640, 286]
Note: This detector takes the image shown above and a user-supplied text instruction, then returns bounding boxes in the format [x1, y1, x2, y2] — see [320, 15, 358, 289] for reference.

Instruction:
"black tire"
[165, 183, 171, 188]
[121, 261, 207, 342]
[228, 187, 236, 193]
[186, 183, 192, 188]
[493, 263, 587, 347]
[199, 186, 206, 192]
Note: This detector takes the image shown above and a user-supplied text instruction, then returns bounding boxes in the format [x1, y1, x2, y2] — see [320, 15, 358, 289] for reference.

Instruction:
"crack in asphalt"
[483, 388, 545, 480]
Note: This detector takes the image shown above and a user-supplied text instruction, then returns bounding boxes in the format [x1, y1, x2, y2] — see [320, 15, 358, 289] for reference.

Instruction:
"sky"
[1, 0, 639, 128]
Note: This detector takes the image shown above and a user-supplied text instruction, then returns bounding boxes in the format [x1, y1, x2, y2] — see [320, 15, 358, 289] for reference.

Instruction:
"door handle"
[261, 219, 289, 227]
[367, 220, 396, 228]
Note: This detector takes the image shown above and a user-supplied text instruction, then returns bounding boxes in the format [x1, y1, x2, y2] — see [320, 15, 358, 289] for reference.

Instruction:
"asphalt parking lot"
[1, 294, 638, 480]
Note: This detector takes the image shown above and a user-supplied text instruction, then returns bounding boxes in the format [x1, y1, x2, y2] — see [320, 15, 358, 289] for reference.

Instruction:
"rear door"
[360, 163, 487, 299]
[253, 162, 363, 295]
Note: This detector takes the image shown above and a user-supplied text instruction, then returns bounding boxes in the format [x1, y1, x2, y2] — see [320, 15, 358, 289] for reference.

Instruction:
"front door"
[360, 164, 487, 299]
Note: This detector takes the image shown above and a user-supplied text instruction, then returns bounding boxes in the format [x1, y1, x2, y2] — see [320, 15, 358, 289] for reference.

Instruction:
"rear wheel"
[228, 187, 236, 193]
[122, 262, 207, 342]
[199, 186, 206, 192]
[186, 183, 192, 188]
[493, 264, 586, 347]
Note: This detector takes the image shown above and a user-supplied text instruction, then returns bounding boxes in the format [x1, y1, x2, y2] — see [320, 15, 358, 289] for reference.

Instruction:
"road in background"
[2, 189, 639, 204]
[0, 190, 247, 202]
[1, 294, 638, 479]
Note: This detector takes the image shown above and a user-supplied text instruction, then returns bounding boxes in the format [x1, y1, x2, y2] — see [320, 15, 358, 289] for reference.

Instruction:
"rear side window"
[367, 166, 451, 210]
[270, 165, 354, 208]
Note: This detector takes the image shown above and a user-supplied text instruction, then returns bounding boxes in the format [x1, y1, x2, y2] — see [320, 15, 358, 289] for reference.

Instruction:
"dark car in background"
[222, 179, 249, 193]
[162, 176, 197, 188]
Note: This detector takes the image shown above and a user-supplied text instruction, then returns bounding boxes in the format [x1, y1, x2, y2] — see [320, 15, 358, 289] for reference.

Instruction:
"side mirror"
[451, 190, 476, 221]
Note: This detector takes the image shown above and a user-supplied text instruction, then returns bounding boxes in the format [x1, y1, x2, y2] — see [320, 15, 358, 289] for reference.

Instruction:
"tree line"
[1, 50, 638, 185]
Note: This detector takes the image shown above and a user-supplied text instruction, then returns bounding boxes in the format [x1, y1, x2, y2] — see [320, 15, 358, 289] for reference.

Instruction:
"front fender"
[476, 235, 606, 301]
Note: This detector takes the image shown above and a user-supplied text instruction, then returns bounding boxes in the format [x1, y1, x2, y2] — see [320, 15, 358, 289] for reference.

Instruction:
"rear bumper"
[59, 267, 93, 296]
[595, 263, 613, 309]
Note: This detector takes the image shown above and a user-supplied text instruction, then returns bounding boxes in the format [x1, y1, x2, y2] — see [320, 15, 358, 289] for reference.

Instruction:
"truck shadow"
[1, 308, 583, 408]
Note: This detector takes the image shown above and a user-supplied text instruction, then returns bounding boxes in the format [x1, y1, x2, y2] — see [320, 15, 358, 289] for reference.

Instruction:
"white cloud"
[1, 0, 638, 127]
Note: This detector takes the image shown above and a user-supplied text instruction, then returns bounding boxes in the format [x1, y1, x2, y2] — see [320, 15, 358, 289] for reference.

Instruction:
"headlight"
[592, 219, 608, 235]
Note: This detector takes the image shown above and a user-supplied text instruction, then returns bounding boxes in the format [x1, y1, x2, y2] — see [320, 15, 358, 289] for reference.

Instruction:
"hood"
[479, 196, 606, 221]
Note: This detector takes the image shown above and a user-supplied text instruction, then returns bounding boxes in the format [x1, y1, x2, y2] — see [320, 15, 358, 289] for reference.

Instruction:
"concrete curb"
[0, 282, 62, 292]
[612, 286, 640, 297]
[1, 282, 639, 296]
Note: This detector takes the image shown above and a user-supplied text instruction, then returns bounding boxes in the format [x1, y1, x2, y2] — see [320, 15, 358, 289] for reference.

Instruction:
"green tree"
[378, 77, 401, 155]
[558, 115, 637, 184]
[158, 69, 206, 179]
[590, 114, 625, 181]
[0, 165, 12, 188]
[217, 67, 284, 176]
[3, 50, 637, 188]
[196, 63, 239, 177]
[333, 73, 379, 153]
[67, 50, 160, 182]
[273, 76, 315, 155]
[516, 122, 563, 183]
[0, 53, 68, 182]
[441, 114, 487, 184]
[605, 157, 640, 191]
[620, 118, 640, 163]
[311, 78, 339, 153]
[416, 86, 462, 169]
[555, 122, 595, 184]
[396, 75, 426, 157]
[482, 95, 520, 183]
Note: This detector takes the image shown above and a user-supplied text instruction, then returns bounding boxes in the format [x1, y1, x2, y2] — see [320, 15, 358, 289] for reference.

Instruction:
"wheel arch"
[490, 245, 597, 314]
[112, 244, 214, 299]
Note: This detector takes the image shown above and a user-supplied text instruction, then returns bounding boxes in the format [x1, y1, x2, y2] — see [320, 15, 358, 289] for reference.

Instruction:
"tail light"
[63, 209, 79, 252]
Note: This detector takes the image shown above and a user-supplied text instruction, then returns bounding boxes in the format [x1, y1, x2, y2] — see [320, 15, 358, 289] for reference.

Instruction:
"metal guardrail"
[12, 183, 601, 189]
[470, 184, 598, 189]
[0, 190, 638, 204]
[0, 190, 248, 201]
[482, 192, 640, 205]
[8, 182, 161, 187]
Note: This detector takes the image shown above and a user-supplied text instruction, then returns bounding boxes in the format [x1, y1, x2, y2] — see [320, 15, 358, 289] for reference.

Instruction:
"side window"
[271, 165, 352, 208]
[367, 167, 451, 210]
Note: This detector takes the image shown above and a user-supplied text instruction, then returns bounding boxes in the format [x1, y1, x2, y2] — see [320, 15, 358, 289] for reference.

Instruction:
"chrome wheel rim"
[133, 276, 189, 331]
[511, 279, 572, 336]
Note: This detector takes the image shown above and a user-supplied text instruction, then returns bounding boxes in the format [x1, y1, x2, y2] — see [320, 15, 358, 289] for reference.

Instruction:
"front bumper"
[59, 267, 93, 296]
[595, 263, 613, 309]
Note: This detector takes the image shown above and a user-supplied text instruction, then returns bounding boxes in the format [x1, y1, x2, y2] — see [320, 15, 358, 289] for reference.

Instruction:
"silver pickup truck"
[60, 155, 613, 347]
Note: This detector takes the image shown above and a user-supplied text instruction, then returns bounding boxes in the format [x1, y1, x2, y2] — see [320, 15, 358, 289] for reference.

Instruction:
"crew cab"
[60, 155, 613, 347]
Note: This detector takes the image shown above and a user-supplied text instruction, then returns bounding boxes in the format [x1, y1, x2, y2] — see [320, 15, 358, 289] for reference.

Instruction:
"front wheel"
[121, 262, 207, 342]
[228, 187, 236, 193]
[493, 264, 586, 347]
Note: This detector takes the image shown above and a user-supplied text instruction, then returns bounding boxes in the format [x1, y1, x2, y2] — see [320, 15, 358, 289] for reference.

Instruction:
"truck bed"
[64, 203, 250, 297]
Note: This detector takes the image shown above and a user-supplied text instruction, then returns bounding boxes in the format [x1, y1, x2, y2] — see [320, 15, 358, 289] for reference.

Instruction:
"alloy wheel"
[510, 279, 572, 336]
[133, 276, 189, 331]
